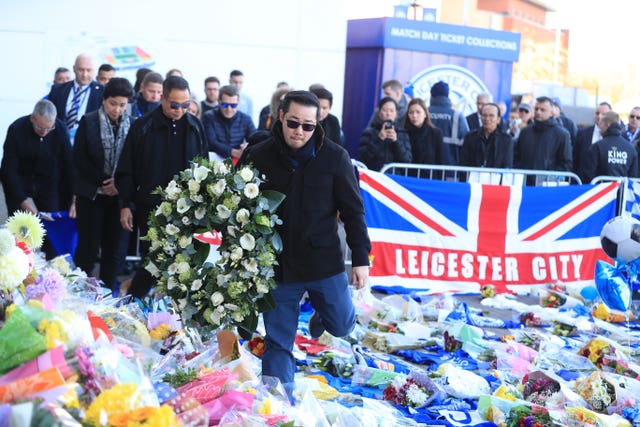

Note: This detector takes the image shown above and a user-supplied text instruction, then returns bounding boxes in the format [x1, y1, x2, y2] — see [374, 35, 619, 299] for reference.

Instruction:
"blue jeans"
[262, 272, 355, 386]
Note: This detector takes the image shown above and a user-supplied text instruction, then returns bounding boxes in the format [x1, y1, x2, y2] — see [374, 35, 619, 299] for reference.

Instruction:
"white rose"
[193, 165, 210, 183]
[209, 309, 222, 325]
[194, 207, 206, 220]
[257, 282, 269, 294]
[182, 216, 191, 225]
[177, 262, 190, 274]
[150, 239, 163, 250]
[239, 233, 256, 251]
[217, 273, 231, 286]
[213, 179, 226, 196]
[244, 183, 259, 199]
[176, 198, 190, 214]
[216, 204, 231, 219]
[232, 311, 245, 322]
[167, 263, 178, 275]
[178, 235, 192, 248]
[166, 224, 180, 235]
[213, 160, 226, 174]
[191, 279, 203, 291]
[165, 181, 181, 200]
[145, 262, 160, 277]
[217, 162, 229, 175]
[239, 167, 254, 182]
[210, 291, 224, 306]
[191, 194, 204, 203]
[235, 208, 250, 225]
[229, 246, 243, 261]
[188, 179, 200, 194]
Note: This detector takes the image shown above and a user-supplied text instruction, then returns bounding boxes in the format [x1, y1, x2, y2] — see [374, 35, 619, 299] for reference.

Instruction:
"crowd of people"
[358, 78, 639, 185]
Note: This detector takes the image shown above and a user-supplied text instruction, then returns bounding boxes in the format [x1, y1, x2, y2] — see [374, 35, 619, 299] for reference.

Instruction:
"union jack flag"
[359, 170, 619, 293]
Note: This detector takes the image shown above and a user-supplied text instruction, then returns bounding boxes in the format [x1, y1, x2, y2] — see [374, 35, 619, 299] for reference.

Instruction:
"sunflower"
[5, 211, 45, 249]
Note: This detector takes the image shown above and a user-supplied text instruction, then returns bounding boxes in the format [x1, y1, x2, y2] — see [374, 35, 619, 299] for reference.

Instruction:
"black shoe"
[308, 311, 325, 339]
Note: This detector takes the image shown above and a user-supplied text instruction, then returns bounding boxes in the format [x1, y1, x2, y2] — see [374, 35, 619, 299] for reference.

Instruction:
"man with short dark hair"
[551, 97, 578, 145]
[116, 76, 207, 297]
[460, 103, 513, 168]
[201, 85, 256, 160]
[515, 96, 572, 172]
[201, 76, 220, 114]
[229, 69, 253, 119]
[1, 99, 74, 258]
[584, 111, 638, 182]
[97, 63, 116, 86]
[47, 53, 104, 139]
[128, 72, 163, 117]
[238, 90, 371, 397]
[53, 67, 71, 85]
[310, 87, 342, 145]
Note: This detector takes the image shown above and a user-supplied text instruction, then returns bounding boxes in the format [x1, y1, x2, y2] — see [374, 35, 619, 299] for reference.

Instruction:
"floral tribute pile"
[3, 206, 640, 426]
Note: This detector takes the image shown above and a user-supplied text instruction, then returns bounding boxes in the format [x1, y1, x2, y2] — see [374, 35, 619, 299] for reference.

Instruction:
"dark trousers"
[128, 207, 155, 298]
[74, 194, 127, 289]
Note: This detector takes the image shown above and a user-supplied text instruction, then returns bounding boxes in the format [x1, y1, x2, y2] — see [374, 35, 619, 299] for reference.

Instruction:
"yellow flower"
[59, 387, 80, 409]
[84, 383, 142, 425]
[258, 397, 272, 414]
[6, 211, 45, 249]
[109, 405, 181, 427]
[149, 323, 172, 340]
[37, 319, 68, 349]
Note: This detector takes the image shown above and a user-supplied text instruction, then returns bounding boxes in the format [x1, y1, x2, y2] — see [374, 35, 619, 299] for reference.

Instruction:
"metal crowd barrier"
[590, 176, 640, 216]
[380, 163, 582, 186]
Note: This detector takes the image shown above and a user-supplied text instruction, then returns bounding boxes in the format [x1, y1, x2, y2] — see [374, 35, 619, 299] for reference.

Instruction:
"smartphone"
[384, 120, 393, 129]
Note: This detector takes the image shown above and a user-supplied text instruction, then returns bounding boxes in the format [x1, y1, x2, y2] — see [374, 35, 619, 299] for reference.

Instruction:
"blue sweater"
[201, 108, 256, 157]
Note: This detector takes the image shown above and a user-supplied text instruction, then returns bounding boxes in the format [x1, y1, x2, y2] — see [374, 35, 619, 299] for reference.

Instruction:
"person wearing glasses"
[460, 103, 513, 168]
[357, 97, 412, 171]
[238, 90, 371, 400]
[115, 76, 207, 297]
[508, 102, 533, 140]
[623, 107, 640, 143]
[201, 85, 256, 162]
[72, 78, 134, 290]
[0, 99, 74, 258]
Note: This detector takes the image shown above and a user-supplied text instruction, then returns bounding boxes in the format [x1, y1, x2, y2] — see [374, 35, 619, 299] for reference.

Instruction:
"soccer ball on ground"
[600, 215, 640, 263]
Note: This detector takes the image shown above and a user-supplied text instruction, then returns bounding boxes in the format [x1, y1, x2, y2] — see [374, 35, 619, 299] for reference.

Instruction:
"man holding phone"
[358, 97, 412, 170]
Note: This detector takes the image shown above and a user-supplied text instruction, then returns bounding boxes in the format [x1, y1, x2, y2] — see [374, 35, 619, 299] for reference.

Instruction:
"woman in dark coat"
[404, 98, 449, 166]
[73, 77, 134, 289]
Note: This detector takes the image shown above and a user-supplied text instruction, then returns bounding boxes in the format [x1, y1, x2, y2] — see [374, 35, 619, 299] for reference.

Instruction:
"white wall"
[0, 0, 348, 160]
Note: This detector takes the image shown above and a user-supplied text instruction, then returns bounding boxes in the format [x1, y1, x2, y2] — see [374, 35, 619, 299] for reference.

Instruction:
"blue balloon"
[595, 260, 632, 311]
[580, 285, 599, 302]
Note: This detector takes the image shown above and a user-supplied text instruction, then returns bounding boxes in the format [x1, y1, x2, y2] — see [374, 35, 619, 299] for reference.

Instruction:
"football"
[600, 215, 640, 263]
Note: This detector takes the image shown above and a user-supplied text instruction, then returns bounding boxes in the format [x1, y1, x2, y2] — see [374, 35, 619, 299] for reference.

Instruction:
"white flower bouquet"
[144, 157, 284, 332]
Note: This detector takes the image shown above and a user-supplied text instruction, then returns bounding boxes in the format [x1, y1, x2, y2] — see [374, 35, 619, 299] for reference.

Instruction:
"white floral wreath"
[144, 157, 284, 331]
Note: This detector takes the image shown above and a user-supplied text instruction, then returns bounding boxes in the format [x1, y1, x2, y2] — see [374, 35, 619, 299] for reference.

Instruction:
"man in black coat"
[516, 96, 572, 172]
[465, 93, 491, 132]
[573, 102, 612, 182]
[47, 53, 103, 140]
[238, 90, 371, 397]
[115, 76, 207, 297]
[0, 99, 74, 258]
[583, 111, 638, 182]
[461, 103, 513, 168]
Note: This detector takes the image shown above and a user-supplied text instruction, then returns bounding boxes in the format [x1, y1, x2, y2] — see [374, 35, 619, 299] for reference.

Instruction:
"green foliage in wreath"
[143, 157, 284, 332]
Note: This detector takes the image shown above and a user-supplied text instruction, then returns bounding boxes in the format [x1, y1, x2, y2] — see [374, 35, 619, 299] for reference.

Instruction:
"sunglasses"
[630, 115, 640, 120]
[169, 101, 191, 110]
[220, 102, 238, 109]
[518, 109, 531, 113]
[285, 119, 316, 132]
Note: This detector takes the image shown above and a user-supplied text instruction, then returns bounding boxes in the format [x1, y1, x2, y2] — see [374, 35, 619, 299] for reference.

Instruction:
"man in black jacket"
[0, 99, 74, 258]
[238, 91, 371, 396]
[461, 103, 513, 168]
[516, 96, 572, 173]
[584, 111, 638, 182]
[310, 87, 343, 145]
[116, 76, 207, 297]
